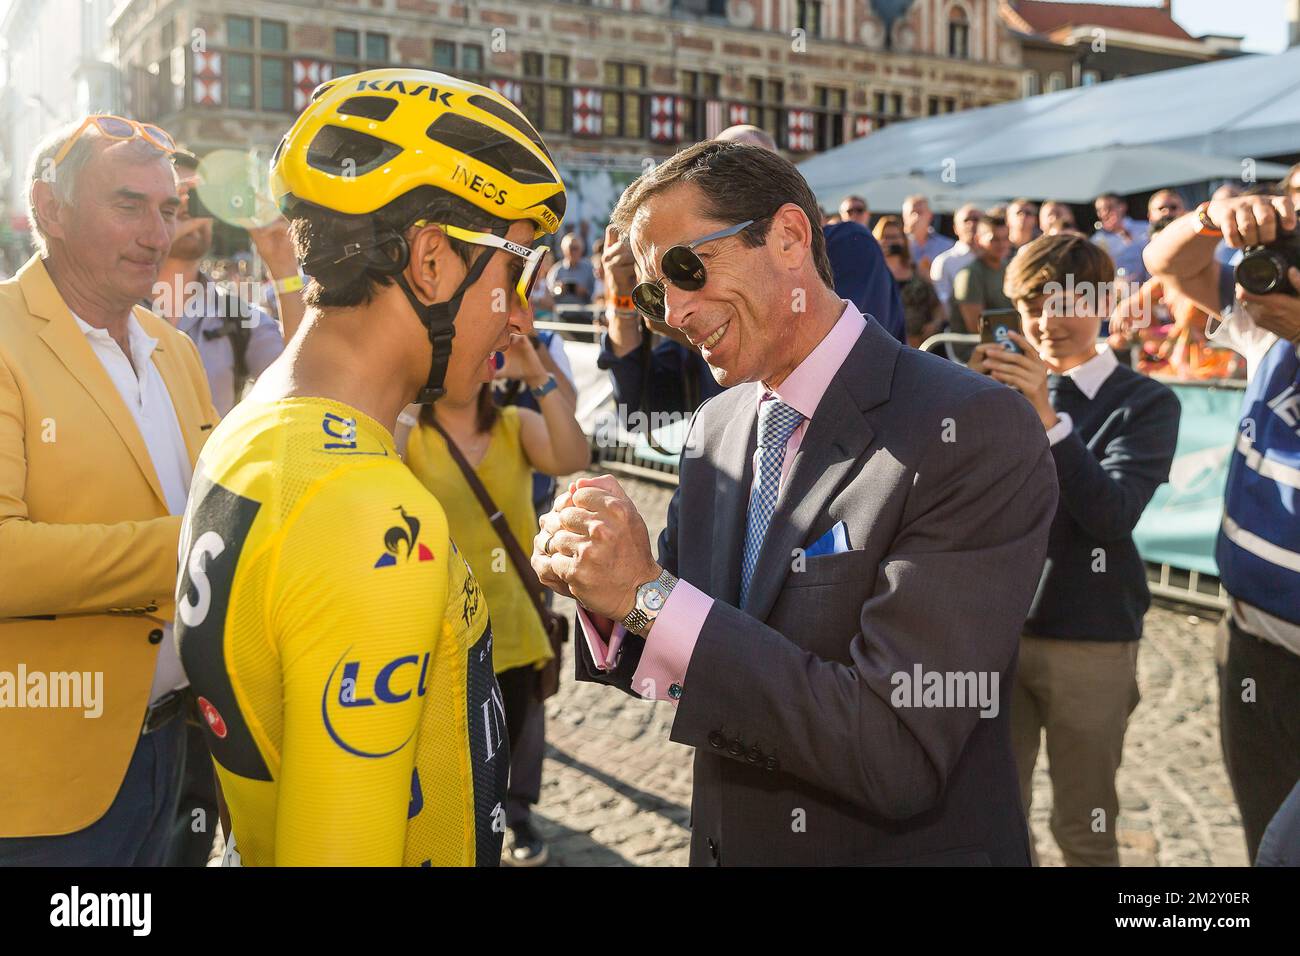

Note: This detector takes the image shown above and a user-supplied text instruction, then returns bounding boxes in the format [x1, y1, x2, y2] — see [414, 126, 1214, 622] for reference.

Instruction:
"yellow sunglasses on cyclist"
[412, 220, 549, 310]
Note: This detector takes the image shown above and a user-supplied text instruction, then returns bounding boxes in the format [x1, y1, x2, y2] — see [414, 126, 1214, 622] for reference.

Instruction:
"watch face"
[642, 585, 666, 612]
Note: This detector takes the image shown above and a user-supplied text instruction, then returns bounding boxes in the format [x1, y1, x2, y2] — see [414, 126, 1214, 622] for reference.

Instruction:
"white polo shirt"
[74, 310, 191, 703]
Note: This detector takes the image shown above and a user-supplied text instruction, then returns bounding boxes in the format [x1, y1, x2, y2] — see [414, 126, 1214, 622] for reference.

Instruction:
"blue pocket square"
[805, 521, 850, 558]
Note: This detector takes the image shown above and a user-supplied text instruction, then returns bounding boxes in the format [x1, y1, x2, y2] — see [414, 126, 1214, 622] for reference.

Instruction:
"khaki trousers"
[1010, 635, 1141, 867]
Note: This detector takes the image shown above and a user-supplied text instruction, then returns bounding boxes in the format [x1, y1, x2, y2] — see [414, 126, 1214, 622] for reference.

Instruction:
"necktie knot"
[757, 399, 804, 449]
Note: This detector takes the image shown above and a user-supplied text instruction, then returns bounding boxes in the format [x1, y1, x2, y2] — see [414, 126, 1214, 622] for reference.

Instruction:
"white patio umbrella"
[815, 172, 973, 215]
[963, 145, 1291, 203]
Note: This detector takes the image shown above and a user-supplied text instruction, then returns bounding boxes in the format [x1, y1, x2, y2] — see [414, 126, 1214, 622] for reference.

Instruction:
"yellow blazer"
[0, 256, 218, 837]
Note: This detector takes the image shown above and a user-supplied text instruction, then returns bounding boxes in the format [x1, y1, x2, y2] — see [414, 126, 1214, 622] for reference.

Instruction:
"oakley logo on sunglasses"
[452, 164, 509, 206]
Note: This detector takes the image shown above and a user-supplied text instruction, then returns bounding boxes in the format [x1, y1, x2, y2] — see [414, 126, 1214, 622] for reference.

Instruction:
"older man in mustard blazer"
[0, 117, 217, 864]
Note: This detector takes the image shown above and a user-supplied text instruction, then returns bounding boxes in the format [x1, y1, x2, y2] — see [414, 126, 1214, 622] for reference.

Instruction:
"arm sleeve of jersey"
[269, 464, 452, 866]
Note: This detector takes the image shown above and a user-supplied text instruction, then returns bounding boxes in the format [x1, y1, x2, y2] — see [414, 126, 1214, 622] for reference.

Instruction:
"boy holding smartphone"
[970, 233, 1181, 866]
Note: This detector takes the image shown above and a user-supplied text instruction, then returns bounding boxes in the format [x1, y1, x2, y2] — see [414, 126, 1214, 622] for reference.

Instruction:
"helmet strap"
[396, 243, 499, 405]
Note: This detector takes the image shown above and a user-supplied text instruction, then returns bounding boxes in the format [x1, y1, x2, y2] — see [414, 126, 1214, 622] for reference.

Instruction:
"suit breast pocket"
[786, 549, 875, 590]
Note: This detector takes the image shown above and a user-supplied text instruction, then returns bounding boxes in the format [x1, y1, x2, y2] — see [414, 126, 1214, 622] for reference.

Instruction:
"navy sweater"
[1025, 363, 1181, 641]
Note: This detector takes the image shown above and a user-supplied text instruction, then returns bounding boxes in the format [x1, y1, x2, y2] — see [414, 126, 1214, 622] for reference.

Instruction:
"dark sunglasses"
[631, 219, 757, 320]
[847, 205, 867, 214]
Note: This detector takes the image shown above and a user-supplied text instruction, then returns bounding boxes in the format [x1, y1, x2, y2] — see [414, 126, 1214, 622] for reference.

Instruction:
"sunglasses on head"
[631, 218, 761, 321]
[52, 114, 177, 167]
[414, 220, 549, 310]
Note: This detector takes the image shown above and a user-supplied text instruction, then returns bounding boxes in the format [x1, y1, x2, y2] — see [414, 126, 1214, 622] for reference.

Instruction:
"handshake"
[530, 474, 663, 624]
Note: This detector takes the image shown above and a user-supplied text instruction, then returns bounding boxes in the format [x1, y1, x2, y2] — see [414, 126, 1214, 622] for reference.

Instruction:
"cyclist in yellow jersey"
[174, 68, 566, 866]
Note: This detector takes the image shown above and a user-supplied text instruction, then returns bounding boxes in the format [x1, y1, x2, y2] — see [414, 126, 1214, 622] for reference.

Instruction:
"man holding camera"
[545, 231, 596, 318]
[1144, 190, 1300, 863]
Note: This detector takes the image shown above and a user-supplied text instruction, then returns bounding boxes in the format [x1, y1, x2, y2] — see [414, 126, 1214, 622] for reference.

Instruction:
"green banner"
[1133, 381, 1244, 575]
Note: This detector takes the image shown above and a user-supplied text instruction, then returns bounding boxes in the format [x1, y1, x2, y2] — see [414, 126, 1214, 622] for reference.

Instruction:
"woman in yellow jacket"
[405, 332, 590, 865]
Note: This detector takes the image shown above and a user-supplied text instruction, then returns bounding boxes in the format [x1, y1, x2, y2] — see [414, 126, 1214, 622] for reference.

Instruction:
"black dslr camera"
[1235, 230, 1300, 296]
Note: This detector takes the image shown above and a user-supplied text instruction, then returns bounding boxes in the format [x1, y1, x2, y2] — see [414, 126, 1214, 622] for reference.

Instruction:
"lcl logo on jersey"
[322, 648, 430, 758]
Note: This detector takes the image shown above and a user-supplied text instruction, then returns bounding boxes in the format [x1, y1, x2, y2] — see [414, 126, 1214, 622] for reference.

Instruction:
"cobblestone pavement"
[527, 474, 1249, 867]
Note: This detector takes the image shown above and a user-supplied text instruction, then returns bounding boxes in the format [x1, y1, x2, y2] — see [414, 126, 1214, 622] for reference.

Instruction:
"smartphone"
[979, 309, 1022, 355]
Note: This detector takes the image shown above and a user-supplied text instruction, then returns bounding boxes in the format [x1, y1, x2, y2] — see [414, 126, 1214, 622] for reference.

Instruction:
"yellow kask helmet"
[269, 68, 567, 404]
[270, 68, 565, 236]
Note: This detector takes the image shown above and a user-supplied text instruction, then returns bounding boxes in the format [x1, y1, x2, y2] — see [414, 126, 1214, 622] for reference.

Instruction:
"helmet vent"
[425, 114, 556, 187]
[467, 94, 549, 156]
[306, 125, 402, 177]
[337, 95, 399, 122]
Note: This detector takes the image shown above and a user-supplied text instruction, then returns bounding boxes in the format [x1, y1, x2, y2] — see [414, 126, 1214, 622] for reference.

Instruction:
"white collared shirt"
[1045, 345, 1119, 446]
[73, 310, 191, 702]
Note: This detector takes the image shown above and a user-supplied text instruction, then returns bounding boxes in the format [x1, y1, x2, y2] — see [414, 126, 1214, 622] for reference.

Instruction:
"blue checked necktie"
[739, 398, 805, 606]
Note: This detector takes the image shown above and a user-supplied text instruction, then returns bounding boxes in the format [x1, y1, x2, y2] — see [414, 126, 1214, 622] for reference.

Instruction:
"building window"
[601, 62, 645, 139]
[335, 29, 359, 59]
[227, 15, 253, 49]
[797, 0, 822, 37]
[681, 70, 721, 140]
[261, 57, 288, 111]
[365, 33, 390, 65]
[1022, 72, 1040, 97]
[948, 10, 970, 59]
[928, 95, 940, 115]
[227, 52, 254, 109]
[944, 97, 956, 112]
[462, 44, 484, 75]
[522, 53, 568, 134]
[744, 77, 785, 147]
[261, 20, 287, 51]
[874, 91, 887, 115]
[813, 85, 846, 152]
[434, 40, 457, 71]
[1047, 72, 1066, 93]
[891, 92, 904, 116]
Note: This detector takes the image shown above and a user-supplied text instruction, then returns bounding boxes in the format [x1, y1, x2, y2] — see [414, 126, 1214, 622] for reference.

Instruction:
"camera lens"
[1235, 250, 1286, 295]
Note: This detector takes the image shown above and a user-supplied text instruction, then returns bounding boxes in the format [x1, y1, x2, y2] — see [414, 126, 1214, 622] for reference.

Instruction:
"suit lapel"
[741, 376, 873, 620]
[710, 393, 758, 606]
[22, 259, 169, 510]
[741, 319, 900, 621]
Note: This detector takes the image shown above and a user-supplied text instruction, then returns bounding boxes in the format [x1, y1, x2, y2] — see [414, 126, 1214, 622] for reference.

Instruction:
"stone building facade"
[107, 0, 1027, 234]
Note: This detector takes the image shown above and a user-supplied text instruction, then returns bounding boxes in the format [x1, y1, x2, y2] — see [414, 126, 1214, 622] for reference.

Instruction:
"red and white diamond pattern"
[787, 110, 814, 152]
[573, 88, 602, 137]
[650, 94, 678, 143]
[728, 104, 749, 126]
[854, 115, 874, 138]
[489, 79, 522, 105]
[292, 60, 333, 112]
[192, 50, 222, 107]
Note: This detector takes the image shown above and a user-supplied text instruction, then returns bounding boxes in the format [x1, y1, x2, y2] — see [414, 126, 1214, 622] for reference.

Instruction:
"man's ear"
[770, 202, 812, 270]
[405, 223, 459, 304]
[31, 181, 67, 244]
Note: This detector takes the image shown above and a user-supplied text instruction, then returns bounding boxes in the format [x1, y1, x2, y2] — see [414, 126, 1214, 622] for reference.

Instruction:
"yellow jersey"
[175, 396, 507, 866]
[405, 406, 554, 675]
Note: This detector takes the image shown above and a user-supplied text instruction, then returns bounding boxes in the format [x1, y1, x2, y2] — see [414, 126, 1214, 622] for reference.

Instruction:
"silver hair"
[26, 118, 172, 256]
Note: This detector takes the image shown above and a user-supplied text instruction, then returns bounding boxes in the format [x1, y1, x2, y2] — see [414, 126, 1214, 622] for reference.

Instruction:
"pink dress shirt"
[575, 301, 868, 703]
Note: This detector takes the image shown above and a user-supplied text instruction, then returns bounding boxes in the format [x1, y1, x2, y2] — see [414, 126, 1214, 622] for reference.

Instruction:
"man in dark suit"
[531, 142, 1058, 865]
